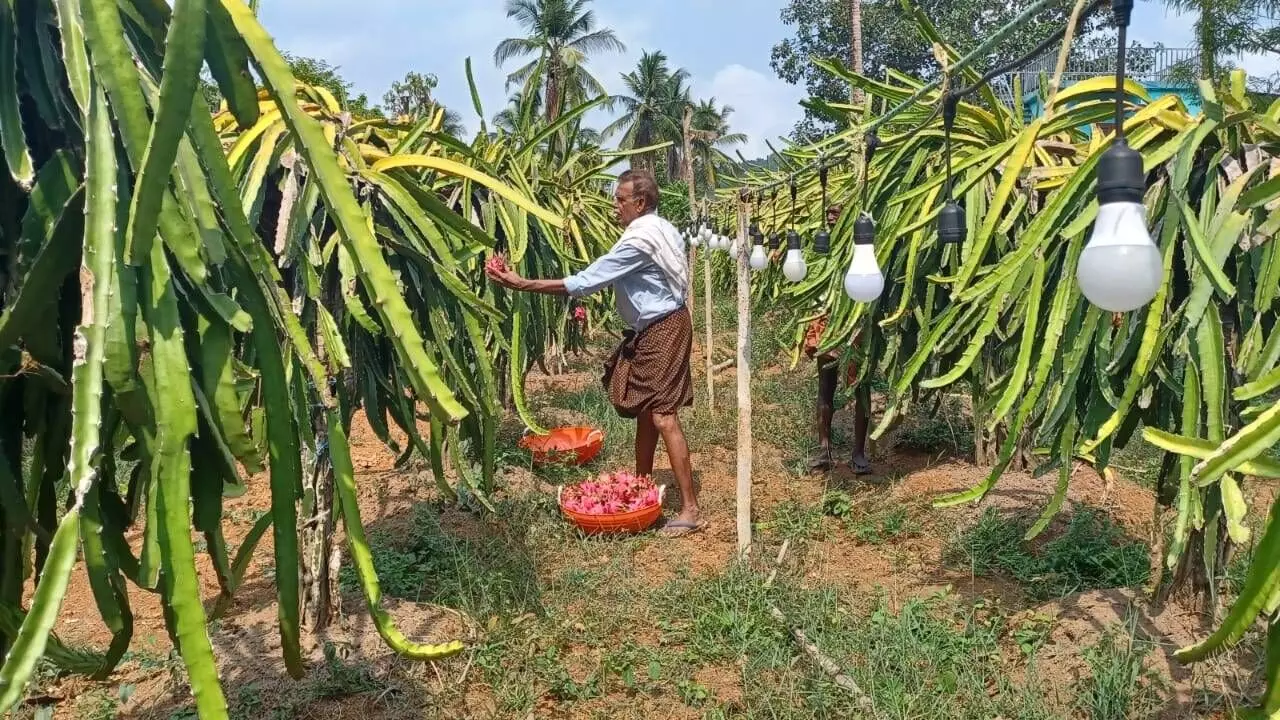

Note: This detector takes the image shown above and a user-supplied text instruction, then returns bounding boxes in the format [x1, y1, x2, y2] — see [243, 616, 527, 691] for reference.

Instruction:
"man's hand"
[485, 265, 526, 291]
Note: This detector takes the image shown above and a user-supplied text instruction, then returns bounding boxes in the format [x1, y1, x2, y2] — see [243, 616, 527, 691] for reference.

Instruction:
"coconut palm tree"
[851, 0, 865, 105]
[603, 50, 689, 173]
[493, 0, 626, 121]
[689, 98, 746, 192]
[493, 91, 542, 139]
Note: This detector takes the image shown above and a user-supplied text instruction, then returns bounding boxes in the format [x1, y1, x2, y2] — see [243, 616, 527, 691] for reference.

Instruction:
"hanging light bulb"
[730, 234, 739, 257]
[814, 163, 831, 254]
[937, 93, 967, 245]
[1075, 0, 1161, 313]
[749, 222, 767, 270]
[844, 213, 884, 302]
[782, 230, 806, 282]
[699, 222, 712, 243]
[1077, 144, 1160, 311]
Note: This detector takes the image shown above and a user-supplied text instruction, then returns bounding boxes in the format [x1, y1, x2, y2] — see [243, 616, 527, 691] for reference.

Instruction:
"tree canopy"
[770, 0, 1111, 139]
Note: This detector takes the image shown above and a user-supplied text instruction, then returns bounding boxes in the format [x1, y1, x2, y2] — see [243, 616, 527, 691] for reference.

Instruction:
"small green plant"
[822, 490, 854, 519]
[1077, 616, 1164, 720]
[1011, 613, 1056, 658]
[537, 646, 602, 701]
[676, 678, 710, 707]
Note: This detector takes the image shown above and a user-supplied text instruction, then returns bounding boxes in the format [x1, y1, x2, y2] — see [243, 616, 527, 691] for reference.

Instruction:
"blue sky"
[258, 1, 1276, 158]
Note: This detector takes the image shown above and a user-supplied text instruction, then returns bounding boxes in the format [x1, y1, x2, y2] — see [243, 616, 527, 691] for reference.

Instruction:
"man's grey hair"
[617, 169, 659, 213]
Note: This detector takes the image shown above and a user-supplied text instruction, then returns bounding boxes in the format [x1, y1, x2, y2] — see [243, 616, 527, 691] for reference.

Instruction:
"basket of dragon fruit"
[557, 471, 665, 535]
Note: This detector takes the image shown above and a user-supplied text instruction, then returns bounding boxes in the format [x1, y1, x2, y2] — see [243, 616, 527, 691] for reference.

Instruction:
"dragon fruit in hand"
[485, 253, 509, 274]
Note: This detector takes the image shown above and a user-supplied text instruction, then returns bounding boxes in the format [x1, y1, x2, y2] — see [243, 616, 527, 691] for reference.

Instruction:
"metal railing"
[992, 46, 1201, 106]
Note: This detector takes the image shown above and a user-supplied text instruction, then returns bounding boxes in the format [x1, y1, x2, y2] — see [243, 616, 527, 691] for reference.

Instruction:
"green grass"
[1109, 431, 1167, 491]
[324, 496, 1074, 719]
[896, 395, 975, 457]
[1076, 614, 1165, 720]
[947, 505, 1151, 601]
[651, 566, 1061, 719]
[337, 503, 542, 619]
[762, 499, 827, 542]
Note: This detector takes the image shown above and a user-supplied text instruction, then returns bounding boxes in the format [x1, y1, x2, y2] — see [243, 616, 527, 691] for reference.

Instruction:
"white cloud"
[696, 64, 806, 160]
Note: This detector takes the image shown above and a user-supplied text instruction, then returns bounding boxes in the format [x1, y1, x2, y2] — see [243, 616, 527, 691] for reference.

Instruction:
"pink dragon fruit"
[561, 470, 660, 516]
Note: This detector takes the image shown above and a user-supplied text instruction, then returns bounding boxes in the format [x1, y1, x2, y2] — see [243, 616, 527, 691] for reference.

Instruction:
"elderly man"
[805, 203, 872, 475]
[485, 169, 703, 537]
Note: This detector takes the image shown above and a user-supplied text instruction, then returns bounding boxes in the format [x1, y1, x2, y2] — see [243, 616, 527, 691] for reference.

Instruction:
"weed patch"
[650, 564, 1059, 718]
[1076, 615, 1165, 720]
[948, 506, 1150, 600]
[338, 504, 542, 618]
[823, 491, 919, 544]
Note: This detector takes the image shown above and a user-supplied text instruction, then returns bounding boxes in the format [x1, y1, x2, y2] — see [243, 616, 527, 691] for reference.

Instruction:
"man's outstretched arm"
[486, 244, 646, 297]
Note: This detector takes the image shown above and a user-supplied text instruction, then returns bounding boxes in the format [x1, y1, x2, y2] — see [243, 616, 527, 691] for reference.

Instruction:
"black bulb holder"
[786, 230, 802, 251]
[814, 228, 831, 254]
[1096, 139, 1144, 204]
[853, 214, 874, 246]
[1112, 0, 1132, 26]
[864, 132, 881, 164]
[938, 201, 966, 244]
[770, 233, 782, 250]
[749, 223, 763, 244]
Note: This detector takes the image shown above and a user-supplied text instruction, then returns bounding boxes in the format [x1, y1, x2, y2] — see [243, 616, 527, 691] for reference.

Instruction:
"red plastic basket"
[519, 426, 604, 466]
[558, 484, 665, 535]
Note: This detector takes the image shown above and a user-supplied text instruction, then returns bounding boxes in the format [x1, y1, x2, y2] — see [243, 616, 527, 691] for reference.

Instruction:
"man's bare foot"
[660, 509, 705, 537]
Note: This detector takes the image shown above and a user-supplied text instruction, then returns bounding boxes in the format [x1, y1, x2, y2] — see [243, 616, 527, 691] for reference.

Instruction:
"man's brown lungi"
[803, 314, 861, 386]
[601, 308, 693, 419]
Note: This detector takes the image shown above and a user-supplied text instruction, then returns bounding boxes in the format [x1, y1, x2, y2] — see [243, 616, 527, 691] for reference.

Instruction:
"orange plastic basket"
[519, 426, 604, 466]
[558, 484, 665, 535]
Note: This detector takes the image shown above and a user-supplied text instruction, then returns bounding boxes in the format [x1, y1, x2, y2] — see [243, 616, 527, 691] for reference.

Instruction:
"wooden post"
[703, 200, 715, 416]
[683, 105, 715, 414]
[681, 105, 698, 310]
[735, 193, 753, 553]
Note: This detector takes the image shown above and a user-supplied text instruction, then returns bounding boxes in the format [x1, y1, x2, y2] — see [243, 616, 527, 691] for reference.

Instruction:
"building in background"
[998, 46, 1204, 128]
